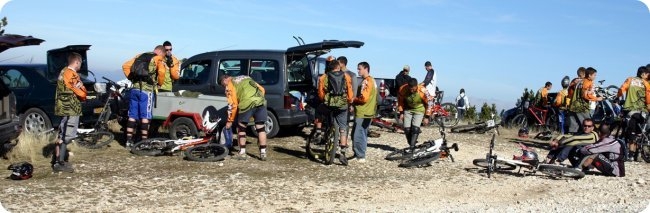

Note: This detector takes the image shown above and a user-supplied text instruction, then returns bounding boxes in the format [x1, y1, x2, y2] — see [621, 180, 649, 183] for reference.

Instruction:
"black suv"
[0, 45, 105, 134]
[0, 34, 44, 151]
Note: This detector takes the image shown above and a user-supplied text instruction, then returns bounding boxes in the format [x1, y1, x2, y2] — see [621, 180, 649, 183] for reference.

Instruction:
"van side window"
[178, 60, 212, 85]
[249, 60, 279, 85]
[0, 69, 30, 88]
[218, 59, 247, 79]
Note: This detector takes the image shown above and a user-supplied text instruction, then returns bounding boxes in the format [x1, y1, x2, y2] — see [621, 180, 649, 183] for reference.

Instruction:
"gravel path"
[1, 127, 649, 212]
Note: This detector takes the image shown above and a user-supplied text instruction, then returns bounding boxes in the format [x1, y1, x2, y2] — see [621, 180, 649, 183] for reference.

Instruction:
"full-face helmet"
[7, 162, 33, 180]
[561, 76, 570, 89]
[518, 127, 529, 138]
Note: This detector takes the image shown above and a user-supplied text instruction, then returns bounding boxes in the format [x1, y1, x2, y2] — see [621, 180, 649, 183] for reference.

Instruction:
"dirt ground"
[1, 126, 649, 212]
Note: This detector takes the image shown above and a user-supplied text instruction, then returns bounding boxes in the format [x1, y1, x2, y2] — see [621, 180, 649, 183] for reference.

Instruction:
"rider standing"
[554, 76, 571, 134]
[568, 67, 602, 134]
[615, 66, 650, 161]
[318, 59, 354, 165]
[398, 78, 434, 152]
[422, 61, 437, 99]
[535, 81, 552, 107]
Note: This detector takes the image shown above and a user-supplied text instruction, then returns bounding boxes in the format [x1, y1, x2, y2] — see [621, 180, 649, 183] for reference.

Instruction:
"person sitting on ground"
[577, 124, 625, 177]
[546, 118, 599, 164]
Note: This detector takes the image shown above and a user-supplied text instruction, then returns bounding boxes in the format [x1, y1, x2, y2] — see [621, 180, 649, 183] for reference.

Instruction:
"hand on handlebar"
[225, 122, 232, 129]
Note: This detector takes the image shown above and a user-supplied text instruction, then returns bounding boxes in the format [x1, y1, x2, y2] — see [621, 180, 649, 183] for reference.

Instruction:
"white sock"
[260, 148, 266, 154]
[239, 148, 246, 154]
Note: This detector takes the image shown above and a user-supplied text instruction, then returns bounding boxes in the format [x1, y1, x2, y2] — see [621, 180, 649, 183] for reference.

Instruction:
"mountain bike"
[130, 108, 229, 162]
[427, 90, 459, 127]
[451, 113, 500, 135]
[306, 107, 345, 165]
[397, 124, 459, 168]
[473, 136, 585, 179]
[509, 105, 558, 134]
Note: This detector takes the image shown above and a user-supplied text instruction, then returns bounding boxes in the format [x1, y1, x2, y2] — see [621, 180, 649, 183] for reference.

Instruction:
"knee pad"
[237, 123, 247, 133]
[411, 126, 421, 134]
[126, 120, 137, 130]
[140, 122, 150, 132]
[254, 122, 266, 133]
[256, 127, 266, 133]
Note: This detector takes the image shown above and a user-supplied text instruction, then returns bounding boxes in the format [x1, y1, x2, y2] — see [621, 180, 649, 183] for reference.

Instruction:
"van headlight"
[94, 82, 107, 94]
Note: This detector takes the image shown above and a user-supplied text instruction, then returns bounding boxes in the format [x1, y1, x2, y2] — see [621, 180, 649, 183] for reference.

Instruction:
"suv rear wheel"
[21, 108, 51, 134]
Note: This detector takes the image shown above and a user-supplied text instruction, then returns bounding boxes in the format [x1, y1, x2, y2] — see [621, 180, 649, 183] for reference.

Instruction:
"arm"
[542, 88, 549, 105]
[581, 80, 599, 101]
[580, 138, 619, 155]
[353, 78, 373, 105]
[122, 57, 135, 78]
[616, 78, 630, 98]
[345, 74, 354, 104]
[553, 92, 563, 107]
[256, 82, 266, 96]
[422, 70, 433, 85]
[170, 56, 180, 80]
[225, 82, 238, 122]
[397, 85, 405, 113]
[643, 80, 650, 105]
[154, 56, 166, 86]
[421, 86, 434, 117]
[317, 75, 326, 101]
[63, 69, 87, 101]
[561, 132, 599, 146]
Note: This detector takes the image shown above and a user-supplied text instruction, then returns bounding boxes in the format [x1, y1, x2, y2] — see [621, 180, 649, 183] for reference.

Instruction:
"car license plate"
[487, 119, 495, 127]
[94, 107, 103, 114]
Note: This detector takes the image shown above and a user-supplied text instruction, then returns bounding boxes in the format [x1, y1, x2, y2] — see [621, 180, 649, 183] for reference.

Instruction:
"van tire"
[251, 111, 279, 139]
[169, 117, 199, 140]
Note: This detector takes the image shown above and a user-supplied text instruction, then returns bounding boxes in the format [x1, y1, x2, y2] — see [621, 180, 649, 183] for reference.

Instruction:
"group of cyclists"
[528, 65, 650, 177]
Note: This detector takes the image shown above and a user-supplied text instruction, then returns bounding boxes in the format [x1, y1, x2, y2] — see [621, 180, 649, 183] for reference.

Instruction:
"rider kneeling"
[577, 124, 625, 177]
[398, 78, 434, 152]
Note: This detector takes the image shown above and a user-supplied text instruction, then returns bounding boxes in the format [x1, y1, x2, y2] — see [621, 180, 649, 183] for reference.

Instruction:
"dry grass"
[8, 131, 87, 166]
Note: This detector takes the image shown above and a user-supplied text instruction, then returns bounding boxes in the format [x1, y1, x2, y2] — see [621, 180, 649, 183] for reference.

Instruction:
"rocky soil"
[0, 126, 649, 212]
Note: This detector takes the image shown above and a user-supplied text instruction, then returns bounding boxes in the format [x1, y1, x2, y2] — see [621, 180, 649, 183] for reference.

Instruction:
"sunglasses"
[584, 125, 594, 127]
[165, 48, 172, 51]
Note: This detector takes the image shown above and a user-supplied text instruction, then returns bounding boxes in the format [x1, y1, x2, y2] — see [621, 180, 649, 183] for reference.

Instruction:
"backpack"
[325, 71, 347, 108]
[457, 95, 465, 108]
[129, 53, 155, 83]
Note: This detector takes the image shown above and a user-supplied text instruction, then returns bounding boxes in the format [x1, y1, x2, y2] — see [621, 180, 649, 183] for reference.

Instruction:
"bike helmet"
[561, 76, 570, 89]
[513, 143, 539, 162]
[201, 106, 221, 133]
[518, 127, 529, 138]
[7, 162, 33, 180]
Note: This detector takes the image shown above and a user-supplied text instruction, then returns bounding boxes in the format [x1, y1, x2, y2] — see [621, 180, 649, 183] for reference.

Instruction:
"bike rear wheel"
[76, 130, 114, 149]
[398, 152, 440, 168]
[537, 164, 585, 179]
[131, 138, 167, 156]
[185, 143, 229, 162]
[641, 143, 650, 163]
[436, 103, 459, 127]
[510, 114, 527, 129]
[472, 158, 517, 170]
[324, 128, 337, 165]
[305, 129, 323, 161]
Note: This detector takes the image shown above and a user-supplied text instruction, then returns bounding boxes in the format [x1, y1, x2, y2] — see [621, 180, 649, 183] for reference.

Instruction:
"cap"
[403, 65, 410, 71]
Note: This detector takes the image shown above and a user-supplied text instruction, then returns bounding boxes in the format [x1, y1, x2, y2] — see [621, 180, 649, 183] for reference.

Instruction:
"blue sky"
[2, 0, 650, 110]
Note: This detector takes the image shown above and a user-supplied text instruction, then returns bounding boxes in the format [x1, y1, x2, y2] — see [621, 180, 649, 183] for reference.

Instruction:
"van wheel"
[169, 117, 199, 140]
[251, 111, 279, 139]
[21, 108, 52, 135]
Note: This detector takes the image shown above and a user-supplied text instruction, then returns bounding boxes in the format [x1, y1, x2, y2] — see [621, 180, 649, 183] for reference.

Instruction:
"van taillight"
[379, 80, 386, 99]
[284, 95, 292, 109]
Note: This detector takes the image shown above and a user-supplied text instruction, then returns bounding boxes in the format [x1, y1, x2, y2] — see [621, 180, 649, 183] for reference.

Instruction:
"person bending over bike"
[219, 74, 269, 161]
[577, 124, 625, 177]
[546, 118, 599, 165]
[398, 78, 434, 153]
[317, 59, 354, 165]
[615, 66, 650, 161]
[52, 52, 87, 173]
[311, 56, 336, 144]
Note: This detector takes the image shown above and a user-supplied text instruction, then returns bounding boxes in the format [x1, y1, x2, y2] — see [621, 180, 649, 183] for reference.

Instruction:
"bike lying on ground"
[371, 116, 403, 133]
[385, 120, 459, 167]
[130, 109, 229, 162]
[451, 114, 499, 135]
[472, 133, 585, 179]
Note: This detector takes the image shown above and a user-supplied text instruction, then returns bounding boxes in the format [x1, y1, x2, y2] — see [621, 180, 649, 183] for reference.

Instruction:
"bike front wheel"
[398, 152, 440, 168]
[131, 138, 167, 156]
[537, 164, 585, 179]
[437, 103, 459, 127]
[324, 128, 337, 165]
[76, 130, 114, 149]
[185, 143, 229, 162]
